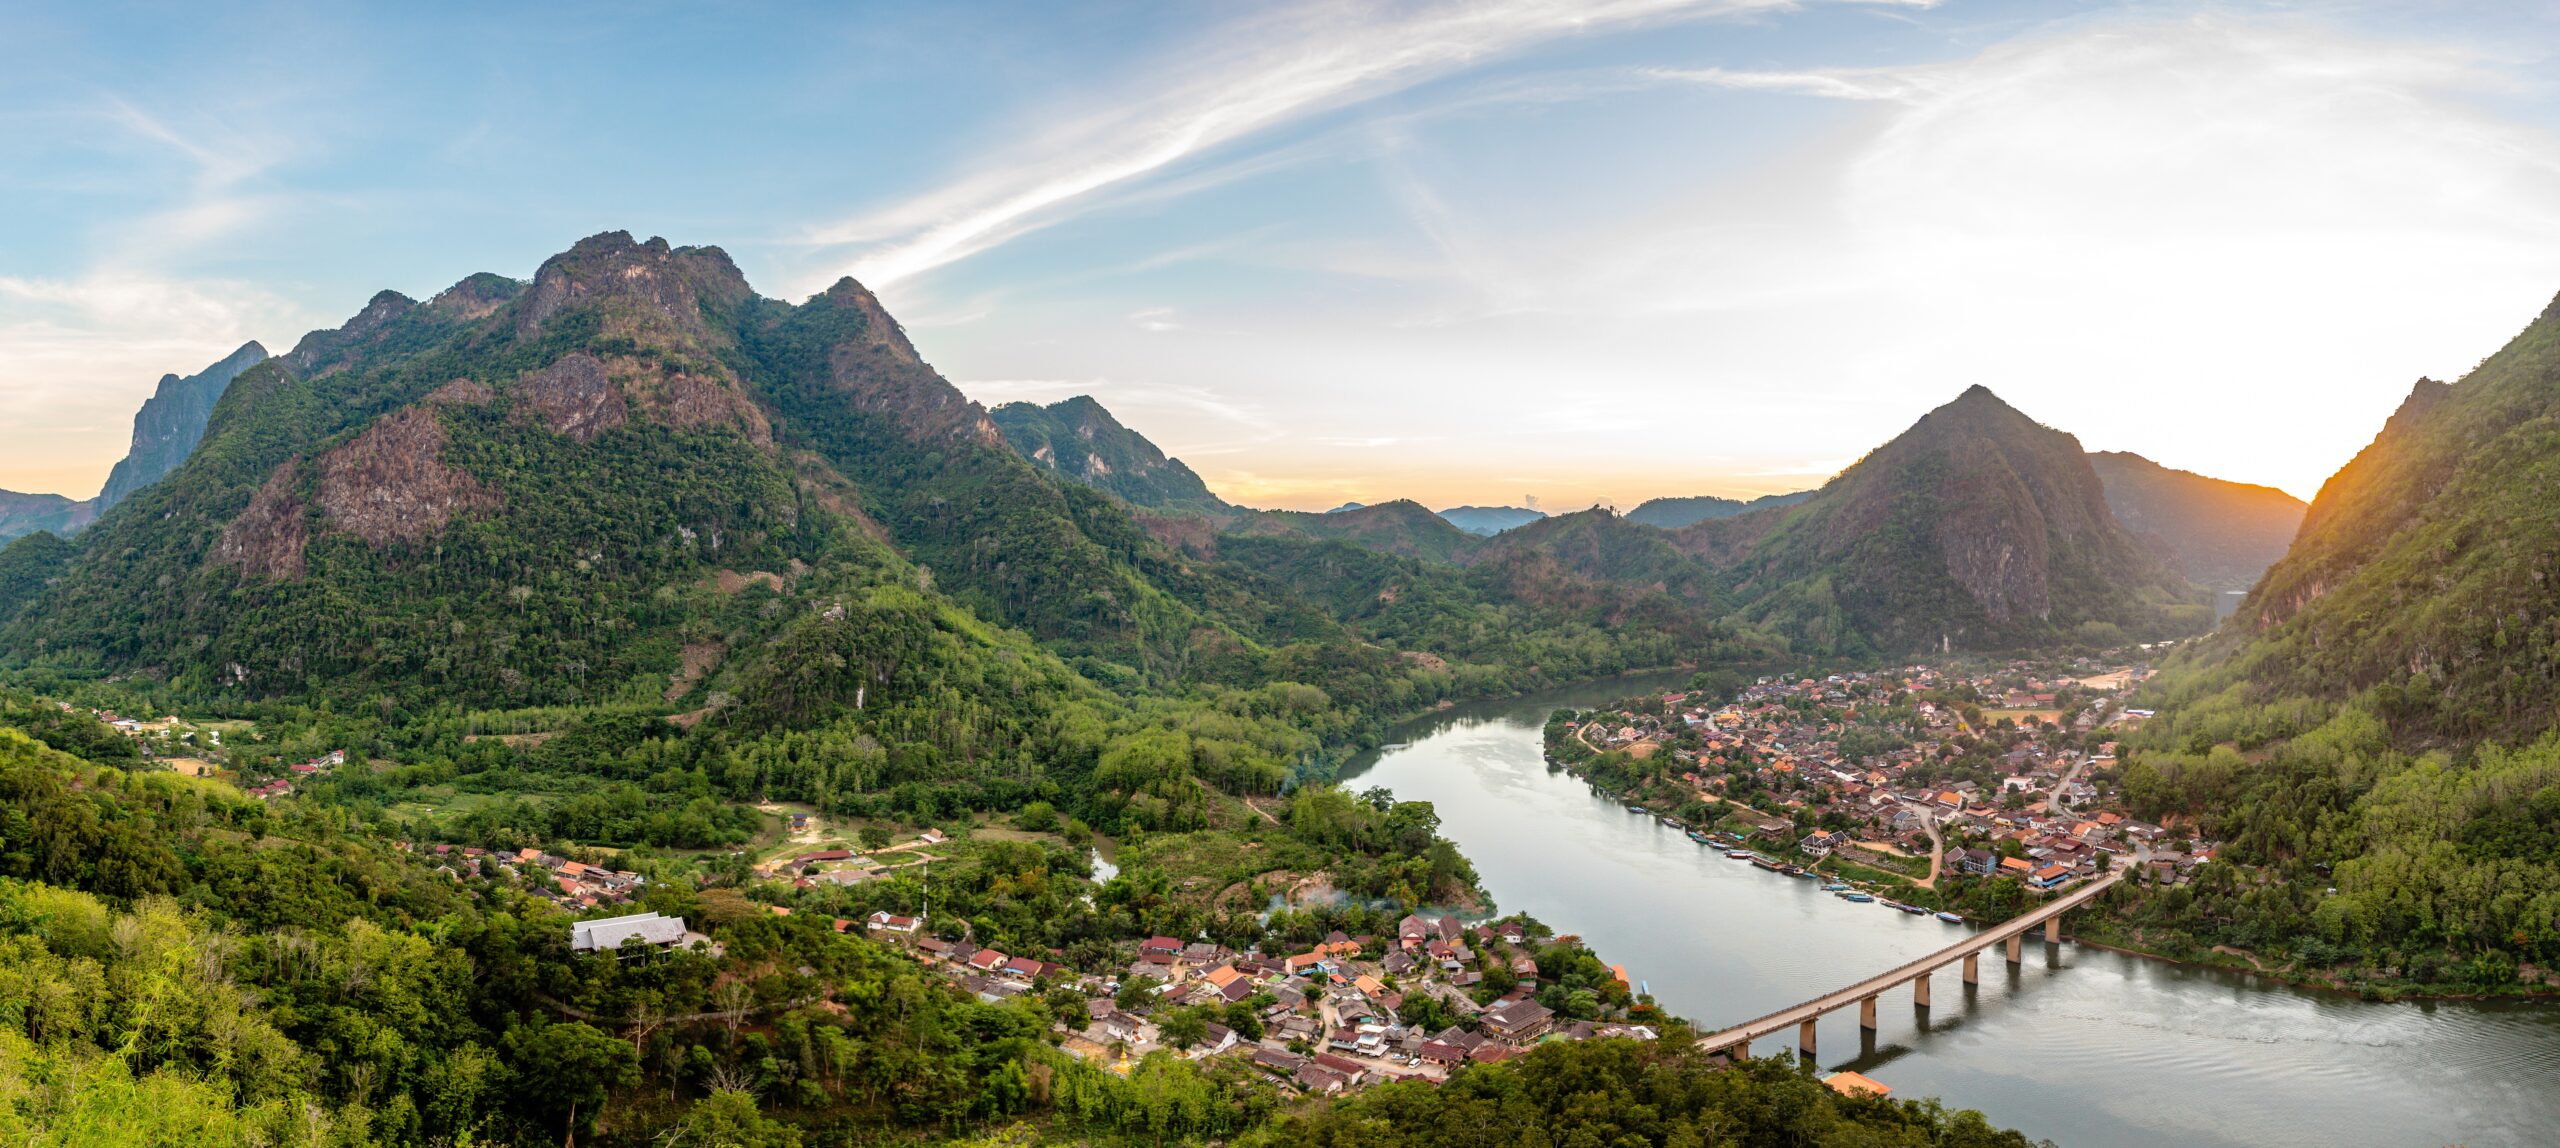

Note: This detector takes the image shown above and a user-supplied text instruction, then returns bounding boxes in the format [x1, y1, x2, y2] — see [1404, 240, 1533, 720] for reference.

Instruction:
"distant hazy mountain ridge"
[2086, 450, 2306, 592]
[1624, 490, 1812, 529]
[1436, 505, 1546, 535]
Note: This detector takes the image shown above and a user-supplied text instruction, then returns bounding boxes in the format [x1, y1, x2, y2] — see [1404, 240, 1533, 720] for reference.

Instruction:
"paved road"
[1693, 868, 2125, 1053]
[2047, 757, 2089, 817]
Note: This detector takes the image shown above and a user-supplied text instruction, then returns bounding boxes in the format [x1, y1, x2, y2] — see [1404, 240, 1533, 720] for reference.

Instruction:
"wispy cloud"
[802, 0, 1932, 290]
[97, 97, 295, 256]
[1128, 306, 1182, 332]
[1634, 64, 1922, 101]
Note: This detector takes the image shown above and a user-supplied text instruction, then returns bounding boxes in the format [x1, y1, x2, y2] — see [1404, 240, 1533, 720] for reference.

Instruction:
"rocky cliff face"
[1676, 386, 2206, 652]
[95, 341, 271, 512]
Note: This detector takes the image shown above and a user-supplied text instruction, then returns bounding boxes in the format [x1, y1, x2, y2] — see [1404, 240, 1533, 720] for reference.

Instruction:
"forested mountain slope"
[1673, 387, 2209, 654]
[1223, 499, 1480, 564]
[2087, 451, 2305, 592]
[992, 394, 1231, 513]
[0, 233, 1299, 706]
[2110, 290, 2560, 993]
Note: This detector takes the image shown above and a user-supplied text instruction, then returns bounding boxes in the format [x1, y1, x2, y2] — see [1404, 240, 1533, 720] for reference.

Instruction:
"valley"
[0, 230, 2553, 1148]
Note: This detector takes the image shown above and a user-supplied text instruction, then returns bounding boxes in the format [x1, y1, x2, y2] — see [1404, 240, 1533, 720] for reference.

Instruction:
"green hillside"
[2107, 290, 2560, 992]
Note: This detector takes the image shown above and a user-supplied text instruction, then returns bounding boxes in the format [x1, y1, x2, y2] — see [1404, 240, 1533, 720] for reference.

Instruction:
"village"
[865, 905, 1663, 1096]
[1549, 656, 2217, 907]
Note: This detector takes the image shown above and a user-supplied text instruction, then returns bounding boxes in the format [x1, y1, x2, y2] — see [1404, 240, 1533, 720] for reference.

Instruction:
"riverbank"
[1344, 680, 2560, 1148]
[2071, 925, 2560, 1004]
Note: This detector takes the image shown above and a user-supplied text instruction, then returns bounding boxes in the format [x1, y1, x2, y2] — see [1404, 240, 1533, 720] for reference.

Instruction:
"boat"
[1838, 892, 1874, 903]
[1626, 804, 1648, 815]
[1894, 903, 1929, 915]
[1791, 869, 1819, 879]
[1725, 849, 1756, 860]
[1659, 815, 1682, 828]
[1820, 882, 1850, 892]
[1687, 830, 1712, 844]
[1936, 911, 1966, 924]
[1751, 857, 1787, 872]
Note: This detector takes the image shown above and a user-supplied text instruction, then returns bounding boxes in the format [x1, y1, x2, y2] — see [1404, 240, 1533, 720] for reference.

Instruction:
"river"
[1341, 674, 2560, 1148]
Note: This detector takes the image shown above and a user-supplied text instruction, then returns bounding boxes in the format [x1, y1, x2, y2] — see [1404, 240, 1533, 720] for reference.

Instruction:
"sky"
[5, 1, 2560, 510]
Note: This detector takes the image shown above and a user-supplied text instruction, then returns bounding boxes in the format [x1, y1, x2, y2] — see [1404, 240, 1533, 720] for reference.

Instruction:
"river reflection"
[1342, 675, 2560, 1148]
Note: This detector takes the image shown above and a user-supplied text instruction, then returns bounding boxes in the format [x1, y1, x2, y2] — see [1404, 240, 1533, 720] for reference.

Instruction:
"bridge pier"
[1912, 971, 1931, 1008]
[1963, 951, 1979, 985]
[1859, 994, 1877, 1030]
[2005, 934, 2023, 964]
[2045, 917, 2062, 944]
[1799, 1019, 1817, 1061]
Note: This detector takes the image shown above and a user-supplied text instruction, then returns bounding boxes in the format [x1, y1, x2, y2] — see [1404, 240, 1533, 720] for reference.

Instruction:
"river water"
[1341, 674, 2560, 1148]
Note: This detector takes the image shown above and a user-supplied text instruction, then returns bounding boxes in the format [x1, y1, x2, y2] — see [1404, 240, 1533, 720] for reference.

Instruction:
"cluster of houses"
[867, 909, 1653, 1095]
[1575, 661, 2217, 890]
[242, 749, 347, 799]
[413, 842, 652, 908]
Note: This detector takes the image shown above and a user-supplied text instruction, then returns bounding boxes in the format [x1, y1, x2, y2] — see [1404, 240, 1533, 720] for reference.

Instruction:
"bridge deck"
[1694, 868, 2124, 1051]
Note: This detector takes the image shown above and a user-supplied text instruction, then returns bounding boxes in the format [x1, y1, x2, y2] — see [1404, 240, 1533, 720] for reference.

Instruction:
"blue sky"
[6, 1, 2560, 509]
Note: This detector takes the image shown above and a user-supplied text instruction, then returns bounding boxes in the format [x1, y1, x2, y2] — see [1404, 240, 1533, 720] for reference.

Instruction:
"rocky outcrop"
[514, 353, 627, 441]
[805, 279, 1005, 450]
[517, 231, 752, 346]
[316, 408, 498, 547]
[810, 276, 920, 364]
[284, 292, 415, 377]
[96, 341, 271, 512]
[213, 461, 308, 579]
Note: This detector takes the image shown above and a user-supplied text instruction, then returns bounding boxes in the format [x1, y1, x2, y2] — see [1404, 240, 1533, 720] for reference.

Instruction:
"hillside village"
[1549, 657, 2220, 901]
[871, 908, 1665, 1096]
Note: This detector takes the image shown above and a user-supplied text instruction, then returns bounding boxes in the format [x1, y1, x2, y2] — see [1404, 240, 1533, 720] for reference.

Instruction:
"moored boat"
[1936, 911, 1966, 924]
[1839, 891, 1874, 903]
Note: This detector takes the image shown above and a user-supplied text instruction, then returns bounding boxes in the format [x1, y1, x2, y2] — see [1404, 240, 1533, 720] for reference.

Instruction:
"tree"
[669, 1088, 804, 1148]
[505, 1021, 639, 1140]
[859, 825, 893, 852]
[1159, 1007, 1208, 1050]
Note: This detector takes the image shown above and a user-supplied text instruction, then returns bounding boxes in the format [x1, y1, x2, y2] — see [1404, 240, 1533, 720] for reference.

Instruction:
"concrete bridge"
[1694, 868, 2125, 1061]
